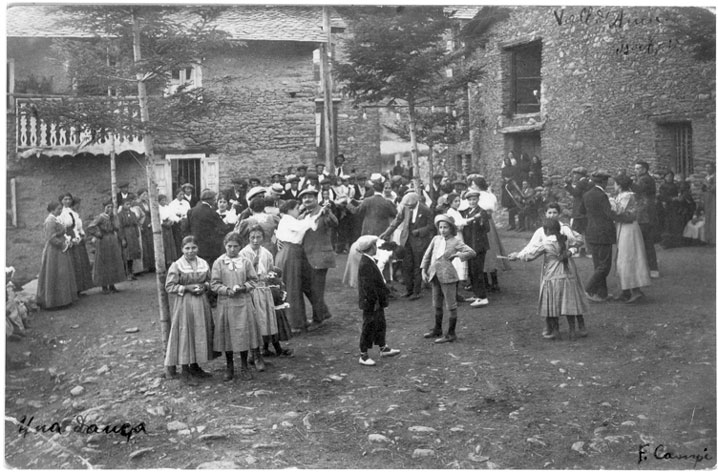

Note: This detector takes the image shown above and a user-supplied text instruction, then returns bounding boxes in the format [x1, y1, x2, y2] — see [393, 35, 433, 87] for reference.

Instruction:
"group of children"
[163, 227, 293, 384]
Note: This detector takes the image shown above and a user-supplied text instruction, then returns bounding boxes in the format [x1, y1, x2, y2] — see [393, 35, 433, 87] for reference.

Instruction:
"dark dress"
[139, 202, 155, 271]
[36, 215, 78, 309]
[59, 207, 94, 292]
[86, 212, 126, 286]
[118, 208, 142, 261]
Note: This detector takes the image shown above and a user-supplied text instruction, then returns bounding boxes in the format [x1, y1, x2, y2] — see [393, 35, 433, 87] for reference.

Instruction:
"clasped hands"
[227, 281, 255, 296]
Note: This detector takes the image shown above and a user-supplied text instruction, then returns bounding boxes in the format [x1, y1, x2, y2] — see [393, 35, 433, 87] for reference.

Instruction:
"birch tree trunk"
[132, 9, 171, 348]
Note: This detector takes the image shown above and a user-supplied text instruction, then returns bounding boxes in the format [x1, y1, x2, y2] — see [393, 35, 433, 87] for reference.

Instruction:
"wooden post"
[132, 9, 171, 349]
[110, 134, 118, 211]
[321, 6, 335, 173]
[10, 178, 17, 227]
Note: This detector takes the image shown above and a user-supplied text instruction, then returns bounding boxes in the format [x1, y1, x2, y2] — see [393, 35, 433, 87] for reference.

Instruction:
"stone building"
[448, 6, 715, 193]
[6, 5, 381, 278]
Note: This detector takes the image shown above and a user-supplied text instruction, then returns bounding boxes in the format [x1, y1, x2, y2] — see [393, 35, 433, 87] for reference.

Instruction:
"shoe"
[649, 270, 660, 279]
[164, 366, 178, 380]
[237, 367, 253, 381]
[464, 296, 477, 302]
[423, 329, 441, 339]
[625, 291, 644, 304]
[224, 363, 234, 381]
[379, 347, 401, 357]
[109, 286, 120, 293]
[189, 364, 212, 378]
[359, 355, 376, 366]
[306, 321, 323, 332]
[179, 369, 198, 386]
[434, 334, 457, 344]
[278, 348, 294, 358]
[585, 292, 607, 303]
[253, 350, 266, 372]
[470, 298, 489, 307]
[408, 293, 422, 300]
[261, 348, 275, 357]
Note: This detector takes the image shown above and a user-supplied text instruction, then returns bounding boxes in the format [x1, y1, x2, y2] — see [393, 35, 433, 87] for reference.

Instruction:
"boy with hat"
[420, 215, 476, 343]
[355, 235, 401, 366]
[117, 182, 131, 206]
[181, 183, 198, 208]
[296, 165, 309, 190]
[282, 176, 301, 201]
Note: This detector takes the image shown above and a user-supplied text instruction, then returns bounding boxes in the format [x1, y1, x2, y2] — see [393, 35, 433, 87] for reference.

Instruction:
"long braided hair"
[542, 218, 570, 270]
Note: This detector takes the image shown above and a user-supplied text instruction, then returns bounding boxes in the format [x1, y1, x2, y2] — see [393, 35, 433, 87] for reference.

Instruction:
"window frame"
[507, 40, 542, 116]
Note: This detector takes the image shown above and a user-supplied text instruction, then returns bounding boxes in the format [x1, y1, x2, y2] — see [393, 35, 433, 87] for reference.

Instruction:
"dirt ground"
[5, 229, 716, 469]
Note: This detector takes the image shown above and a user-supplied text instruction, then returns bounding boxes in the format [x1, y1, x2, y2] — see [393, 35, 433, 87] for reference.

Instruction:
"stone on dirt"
[468, 453, 490, 463]
[70, 386, 84, 396]
[95, 365, 110, 375]
[196, 461, 239, 469]
[412, 448, 435, 458]
[368, 434, 390, 443]
[129, 448, 153, 460]
[124, 327, 140, 333]
[167, 421, 188, 431]
[409, 426, 436, 433]
[199, 433, 228, 441]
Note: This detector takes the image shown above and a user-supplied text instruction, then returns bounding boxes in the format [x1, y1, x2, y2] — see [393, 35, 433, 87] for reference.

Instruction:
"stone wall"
[464, 6, 716, 196]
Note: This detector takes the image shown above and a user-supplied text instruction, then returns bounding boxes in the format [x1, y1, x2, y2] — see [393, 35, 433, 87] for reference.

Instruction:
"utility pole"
[321, 6, 335, 173]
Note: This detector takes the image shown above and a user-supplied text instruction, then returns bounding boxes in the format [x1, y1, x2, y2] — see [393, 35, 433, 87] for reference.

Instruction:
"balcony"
[13, 95, 147, 158]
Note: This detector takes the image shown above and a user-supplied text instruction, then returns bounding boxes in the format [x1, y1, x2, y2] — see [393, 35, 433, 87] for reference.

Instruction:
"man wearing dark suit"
[282, 176, 301, 201]
[296, 165, 310, 190]
[357, 182, 398, 236]
[461, 189, 492, 307]
[380, 191, 435, 300]
[116, 182, 130, 206]
[429, 174, 444, 208]
[582, 170, 616, 302]
[632, 160, 660, 277]
[564, 167, 593, 256]
[299, 187, 338, 331]
[351, 174, 368, 201]
[185, 189, 231, 267]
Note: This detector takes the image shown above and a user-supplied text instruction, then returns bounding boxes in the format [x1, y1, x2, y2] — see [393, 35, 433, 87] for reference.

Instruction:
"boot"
[179, 365, 198, 386]
[543, 318, 560, 340]
[576, 315, 588, 338]
[490, 271, 500, 293]
[541, 318, 552, 337]
[566, 316, 577, 341]
[189, 363, 212, 378]
[224, 353, 234, 381]
[164, 365, 178, 380]
[424, 309, 443, 338]
[252, 348, 266, 372]
[435, 312, 457, 343]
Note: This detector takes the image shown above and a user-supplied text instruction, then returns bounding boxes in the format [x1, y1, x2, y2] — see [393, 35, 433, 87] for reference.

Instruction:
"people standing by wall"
[86, 201, 126, 294]
[58, 193, 94, 296]
[501, 155, 520, 230]
[117, 196, 142, 280]
[36, 202, 78, 309]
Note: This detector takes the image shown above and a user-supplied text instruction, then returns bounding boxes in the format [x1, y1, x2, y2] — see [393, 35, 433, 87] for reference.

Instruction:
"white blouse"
[275, 214, 319, 244]
[58, 207, 84, 238]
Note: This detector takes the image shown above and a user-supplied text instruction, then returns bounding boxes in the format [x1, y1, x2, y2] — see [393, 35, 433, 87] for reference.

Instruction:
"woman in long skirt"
[86, 201, 126, 294]
[137, 189, 155, 273]
[610, 175, 651, 303]
[37, 202, 78, 309]
[211, 232, 261, 381]
[118, 196, 142, 280]
[471, 175, 510, 292]
[239, 225, 279, 372]
[158, 194, 179, 268]
[509, 219, 589, 340]
[274, 200, 320, 332]
[164, 236, 214, 385]
[58, 193, 94, 295]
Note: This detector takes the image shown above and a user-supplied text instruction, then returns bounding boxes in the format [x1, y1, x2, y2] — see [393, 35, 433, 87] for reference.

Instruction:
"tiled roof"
[444, 6, 481, 20]
[6, 5, 345, 42]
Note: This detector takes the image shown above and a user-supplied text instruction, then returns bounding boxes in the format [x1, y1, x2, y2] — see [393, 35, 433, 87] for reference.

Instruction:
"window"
[165, 65, 202, 96]
[656, 122, 693, 175]
[507, 41, 542, 115]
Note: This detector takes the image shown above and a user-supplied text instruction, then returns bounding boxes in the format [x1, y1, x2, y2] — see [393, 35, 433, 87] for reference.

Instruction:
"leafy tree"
[335, 7, 461, 186]
[35, 5, 236, 347]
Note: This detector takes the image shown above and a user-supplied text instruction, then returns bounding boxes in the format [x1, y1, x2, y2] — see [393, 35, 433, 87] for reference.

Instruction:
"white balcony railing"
[14, 96, 146, 158]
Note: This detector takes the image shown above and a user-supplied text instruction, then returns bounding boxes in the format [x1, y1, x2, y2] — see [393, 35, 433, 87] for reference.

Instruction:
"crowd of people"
[34, 155, 716, 380]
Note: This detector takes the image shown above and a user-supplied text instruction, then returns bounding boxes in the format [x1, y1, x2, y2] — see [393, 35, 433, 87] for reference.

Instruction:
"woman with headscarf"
[37, 201, 78, 309]
[58, 193, 94, 295]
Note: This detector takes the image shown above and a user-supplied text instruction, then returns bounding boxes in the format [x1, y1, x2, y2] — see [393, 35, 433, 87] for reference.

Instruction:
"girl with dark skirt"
[86, 201, 126, 294]
[58, 193, 94, 295]
[37, 202, 78, 309]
